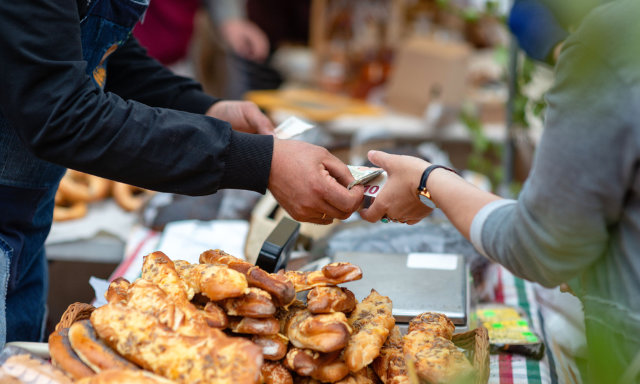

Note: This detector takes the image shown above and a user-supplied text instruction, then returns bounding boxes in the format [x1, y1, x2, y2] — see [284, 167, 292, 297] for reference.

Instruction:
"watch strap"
[418, 165, 458, 192]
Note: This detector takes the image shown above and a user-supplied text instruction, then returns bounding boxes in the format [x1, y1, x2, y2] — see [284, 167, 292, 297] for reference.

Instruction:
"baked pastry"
[251, 333, 289, 360]
[112, 182, 154, 212]
[57, 170, 111, 203]
[74, 369, 176, 384]
[372, 326, 408, 384]
[284, 348, 349, 383]
[403, 315, 474, 384]
[48, 328, 95, 380]
[286, 308, 352, 353]
[68, 320, 138, 373]
[220, 287, 276, 318]
[105, 277, 130, 304]
[306, 287, 356, 314]
[53, 198, 88, 222]
[344, 289, 395, 372]
[201, 301, 229, 328]
[407, 312, 455, 340]
[174, 259, 248, 301]
[141, 251, 194, 301]
[0, 351, 73, 384]
[91, 302, 263, 384]
[124, 279, 218, 337]
[228, 316, 280, 335]
[280, 263, 362, 292]
[261, 361, 293, 384]
[200, 249, 295, 306]
[334, 367, 379, 384]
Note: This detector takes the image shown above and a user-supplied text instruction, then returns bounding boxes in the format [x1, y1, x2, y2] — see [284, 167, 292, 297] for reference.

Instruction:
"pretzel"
[261, 361, 293, 384]
[112, 182, 154, 212]
[68, 320, 138, 373]
[105, 277, 130, 304]
[228, 316, 280, 335]
[306, 287, 356, 314]
[174, 259, 248, 301]
[48, 328, 96, 380]
[286, 308, 352, 353]
[91, 302, 263, 384]
[344, 289, 395, 372]
[74, 369, 176, 384]
[251, 333, 289, 360]
[280, 263, 362, 292]
[220, 287, 276, 318]
[406, 312, 455, 340]
[334, 368, 379, 384]
[53, 199, 88, 222]
[200, 249, 295, 306]
[57, 170, 111, 203]
[284, 348, 349, 383]
[372, 326, 408, 384]
[201, 301, 229, 328]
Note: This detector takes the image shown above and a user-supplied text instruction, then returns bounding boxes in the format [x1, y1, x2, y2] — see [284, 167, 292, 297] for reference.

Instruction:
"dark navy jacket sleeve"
[105, 37, 218, 114]
[0, 0, 273, 196]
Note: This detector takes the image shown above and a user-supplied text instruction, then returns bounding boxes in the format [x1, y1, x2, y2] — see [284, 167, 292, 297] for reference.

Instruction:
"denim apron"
[0, 0, 148, 346]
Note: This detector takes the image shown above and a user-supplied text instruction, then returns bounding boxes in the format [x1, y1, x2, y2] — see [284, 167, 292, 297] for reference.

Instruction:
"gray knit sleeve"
[472, 7, 637, 287]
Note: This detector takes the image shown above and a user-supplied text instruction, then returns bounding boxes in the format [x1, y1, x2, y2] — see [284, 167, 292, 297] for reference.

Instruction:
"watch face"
[419, 193, 436, 209]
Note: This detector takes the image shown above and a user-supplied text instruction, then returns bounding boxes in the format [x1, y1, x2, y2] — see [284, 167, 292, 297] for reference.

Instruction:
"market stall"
[2, 0, 598, 383]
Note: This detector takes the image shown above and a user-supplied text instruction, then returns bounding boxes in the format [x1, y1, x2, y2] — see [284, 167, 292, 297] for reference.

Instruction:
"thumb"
[367, 150, 393, 170]
[323, 154, 355, 187]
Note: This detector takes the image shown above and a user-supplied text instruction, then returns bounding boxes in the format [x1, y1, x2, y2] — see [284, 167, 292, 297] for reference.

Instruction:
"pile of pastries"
[47, 250, 476, 384]
[54, 170, 154, 221]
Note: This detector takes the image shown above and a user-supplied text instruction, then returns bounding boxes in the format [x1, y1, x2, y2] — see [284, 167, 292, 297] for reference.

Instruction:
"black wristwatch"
[417, 165, 457, 208]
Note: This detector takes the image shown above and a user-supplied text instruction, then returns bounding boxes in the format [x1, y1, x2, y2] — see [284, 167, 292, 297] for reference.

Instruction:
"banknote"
[347, 165, 384, 190]
[274, 116, 315, 139]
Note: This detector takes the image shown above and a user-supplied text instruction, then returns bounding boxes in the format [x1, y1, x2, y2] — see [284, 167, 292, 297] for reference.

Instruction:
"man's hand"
[359, 150, 433, 224]
[220, 19, 270, 62]
[206, 101, 275, 135]
[269, 139, 364, 224]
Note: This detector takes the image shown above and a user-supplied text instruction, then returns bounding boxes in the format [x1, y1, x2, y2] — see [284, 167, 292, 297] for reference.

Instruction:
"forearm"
[426, 169, 502, 239]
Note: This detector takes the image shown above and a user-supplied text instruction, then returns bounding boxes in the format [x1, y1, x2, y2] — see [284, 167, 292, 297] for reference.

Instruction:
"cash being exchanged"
[347, 165, 384, 190]
[274, 116, 315, 140]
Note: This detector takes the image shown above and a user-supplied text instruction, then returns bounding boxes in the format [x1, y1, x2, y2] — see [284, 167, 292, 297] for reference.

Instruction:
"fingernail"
[380, 217, 389, 223]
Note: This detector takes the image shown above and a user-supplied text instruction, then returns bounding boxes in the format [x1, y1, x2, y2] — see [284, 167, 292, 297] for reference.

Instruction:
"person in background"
[508, 0, 607, 64]
[208, 0, 311, 98]
[0, 0, 363, 348]
[360, 0, 640, 382]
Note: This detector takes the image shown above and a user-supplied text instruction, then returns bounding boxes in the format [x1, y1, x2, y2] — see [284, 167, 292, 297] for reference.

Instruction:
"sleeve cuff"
[470, 199, 517, 258]
[219, 131, 274, 194]
[172, 89, 220, 115]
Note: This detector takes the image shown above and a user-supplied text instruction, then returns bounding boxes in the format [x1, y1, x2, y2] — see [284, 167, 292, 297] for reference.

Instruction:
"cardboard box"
[385, 37, 471, 116]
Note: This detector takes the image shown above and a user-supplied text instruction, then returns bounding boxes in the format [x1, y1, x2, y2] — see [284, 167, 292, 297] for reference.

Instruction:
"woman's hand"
[206, 101, 275, 135]
[359, 150, 433, 224]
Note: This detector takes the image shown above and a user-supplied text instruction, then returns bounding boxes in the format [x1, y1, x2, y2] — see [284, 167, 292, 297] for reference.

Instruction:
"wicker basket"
[54, 302, 96, 332]
[55, 303, 489, 384]
[452, 327, 490, 384]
